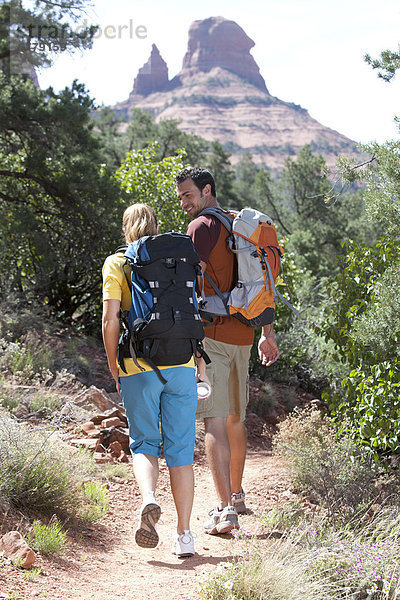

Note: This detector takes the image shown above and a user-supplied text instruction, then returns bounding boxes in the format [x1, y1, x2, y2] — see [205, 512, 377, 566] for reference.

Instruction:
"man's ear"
[203, 183, 211, 197]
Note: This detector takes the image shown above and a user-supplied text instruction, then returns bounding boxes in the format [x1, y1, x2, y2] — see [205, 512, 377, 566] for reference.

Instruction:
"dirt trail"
[1, 447, 291, 600]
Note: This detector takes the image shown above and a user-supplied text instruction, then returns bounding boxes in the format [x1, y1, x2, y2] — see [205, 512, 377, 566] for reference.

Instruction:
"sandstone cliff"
[114, 17, 358, 170]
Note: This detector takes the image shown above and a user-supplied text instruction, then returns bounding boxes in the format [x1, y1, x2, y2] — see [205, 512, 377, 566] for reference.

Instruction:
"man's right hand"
[258, 331, 280, 367]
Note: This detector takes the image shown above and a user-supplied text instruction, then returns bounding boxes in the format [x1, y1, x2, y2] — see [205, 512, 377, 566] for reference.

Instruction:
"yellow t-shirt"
[102, 252, 195, 376]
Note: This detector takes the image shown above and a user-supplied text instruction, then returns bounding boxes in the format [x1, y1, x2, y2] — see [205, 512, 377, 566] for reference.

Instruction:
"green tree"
[233, 153, 277, 216]
[365, 47, 400, 82]
[1, 0, 96, 75]
[319, 140, 400, 456]
[206, 141, 237, 207]
[0, 75, 122, 328]
[0, 0, 124, 332]
[94, 107, 208, 171]
[273, 145, 370, 278]
[115, 142, 189, 233]
[156, 119, 207, 165]
[94, 106, 127, 169]
[233, 152, 259, 209]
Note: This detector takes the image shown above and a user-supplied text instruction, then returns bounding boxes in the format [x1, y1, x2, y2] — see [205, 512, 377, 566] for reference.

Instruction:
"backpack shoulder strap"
[110, 245, 131, 289]
[114, 245, 128, 254]
[198, 207, 235, 233]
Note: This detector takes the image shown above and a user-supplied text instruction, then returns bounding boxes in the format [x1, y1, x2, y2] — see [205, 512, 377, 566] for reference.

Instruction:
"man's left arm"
[258, 324, 280, 367]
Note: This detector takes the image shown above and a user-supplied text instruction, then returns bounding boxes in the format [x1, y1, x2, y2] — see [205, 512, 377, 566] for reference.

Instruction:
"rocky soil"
[0, 338, 315, 600]
[0, 437, 295, 600]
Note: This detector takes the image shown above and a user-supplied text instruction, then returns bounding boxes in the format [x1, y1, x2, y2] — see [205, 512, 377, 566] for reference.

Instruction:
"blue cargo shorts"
[119, 366, 197, 467]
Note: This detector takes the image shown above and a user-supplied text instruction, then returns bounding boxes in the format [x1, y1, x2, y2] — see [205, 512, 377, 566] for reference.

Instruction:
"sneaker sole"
[216, 519, 239, 534]
[174, 550, 195, 558]
[204, 525, 219, 535]
[135, 503, 161, 548]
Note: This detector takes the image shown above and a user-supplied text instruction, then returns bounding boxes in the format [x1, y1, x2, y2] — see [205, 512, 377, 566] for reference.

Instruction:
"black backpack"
[117, 232, 209, 383]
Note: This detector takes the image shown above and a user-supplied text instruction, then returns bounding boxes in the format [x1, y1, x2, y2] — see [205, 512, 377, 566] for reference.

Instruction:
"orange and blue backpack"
[198, 207, 298, 327]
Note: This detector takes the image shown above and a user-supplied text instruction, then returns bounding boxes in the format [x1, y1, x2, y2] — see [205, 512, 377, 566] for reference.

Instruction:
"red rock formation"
[132, 43, 168, 96]
[180, 16, 268, 92]
[112, 17, 360, 170]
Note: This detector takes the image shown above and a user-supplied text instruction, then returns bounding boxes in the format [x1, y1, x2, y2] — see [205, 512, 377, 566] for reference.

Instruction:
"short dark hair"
[175, 167, 216, 198]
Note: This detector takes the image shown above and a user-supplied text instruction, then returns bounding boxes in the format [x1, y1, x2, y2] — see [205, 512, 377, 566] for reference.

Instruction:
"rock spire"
[180, 17, 268, 92]
[132, 44, 168, 96]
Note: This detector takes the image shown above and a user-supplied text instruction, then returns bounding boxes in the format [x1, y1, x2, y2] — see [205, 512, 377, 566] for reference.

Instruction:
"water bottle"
[197, 381, 211, 400]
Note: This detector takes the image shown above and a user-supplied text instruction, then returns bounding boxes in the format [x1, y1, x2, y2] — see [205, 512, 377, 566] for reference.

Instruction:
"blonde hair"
[122, 203, 158, 243]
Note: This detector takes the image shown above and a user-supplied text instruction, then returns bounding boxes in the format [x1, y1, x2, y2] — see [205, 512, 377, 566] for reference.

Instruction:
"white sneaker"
[172, 530, 195, 558]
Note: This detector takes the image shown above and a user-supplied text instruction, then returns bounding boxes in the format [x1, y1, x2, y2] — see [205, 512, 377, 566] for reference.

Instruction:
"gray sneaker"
[231, 490, 247, 514]
[204, 505, 239, 535]
[135, 502, 161, 548]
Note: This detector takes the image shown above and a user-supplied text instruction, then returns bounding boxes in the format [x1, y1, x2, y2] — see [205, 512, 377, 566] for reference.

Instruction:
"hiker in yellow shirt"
[102, 203, 210, 558]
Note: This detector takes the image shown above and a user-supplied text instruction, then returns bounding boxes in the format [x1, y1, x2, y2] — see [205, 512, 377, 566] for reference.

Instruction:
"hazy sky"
[37, 0, 400, 145]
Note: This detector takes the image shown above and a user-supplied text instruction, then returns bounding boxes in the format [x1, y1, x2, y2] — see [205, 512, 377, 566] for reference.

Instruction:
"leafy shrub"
[320, 239, 399, 371]
[0, 297, 56, 342]
[0, 380, 20, 412]
[247, 382, 280, 418]
[273, 408, 378, 516]
[80, 481, 109, 522]
[260, 499, 308, 531]
[0, 300, 100, 386]
[27, 518, 67, 555]
[328, 360, 400, 456]
[0, 414, 95, 517]
[52, 337, 93, 380]
[319, 237, 400, 457]
[29, 393, 63, 418]
[0, 334, 51, 383]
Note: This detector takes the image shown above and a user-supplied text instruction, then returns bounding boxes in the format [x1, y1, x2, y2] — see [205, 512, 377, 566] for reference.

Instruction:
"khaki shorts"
[197, 338, 251, 421]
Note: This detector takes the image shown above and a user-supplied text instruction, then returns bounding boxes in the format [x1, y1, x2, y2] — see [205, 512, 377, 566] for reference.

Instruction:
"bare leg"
[169, 464, 194, 533]
[133, 453, 161, 549]
[132, 453, 159, 498]
[204, 416, 231, 507]
[227, 414, 247, 494]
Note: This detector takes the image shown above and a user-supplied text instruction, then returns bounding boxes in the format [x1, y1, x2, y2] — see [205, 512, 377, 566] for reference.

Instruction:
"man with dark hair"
[176, 167, 280, 534]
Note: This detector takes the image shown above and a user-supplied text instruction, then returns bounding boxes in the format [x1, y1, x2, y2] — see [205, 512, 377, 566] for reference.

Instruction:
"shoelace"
[208, 507, 223, 516]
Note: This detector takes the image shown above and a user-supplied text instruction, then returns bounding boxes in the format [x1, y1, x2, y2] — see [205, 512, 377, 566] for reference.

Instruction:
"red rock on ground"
[0, 531, 36, 568]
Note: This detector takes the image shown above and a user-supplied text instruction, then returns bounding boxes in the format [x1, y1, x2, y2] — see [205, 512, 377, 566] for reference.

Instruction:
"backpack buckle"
[163, 257, 176, 267]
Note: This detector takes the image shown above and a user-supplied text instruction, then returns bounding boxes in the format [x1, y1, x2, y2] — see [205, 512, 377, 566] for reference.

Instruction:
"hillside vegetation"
[1, 3, 400, 598]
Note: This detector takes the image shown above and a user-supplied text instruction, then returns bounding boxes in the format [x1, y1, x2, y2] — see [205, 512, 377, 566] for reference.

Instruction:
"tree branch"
[266, 196, 291, 236]
[0, 169, 60, 199]
[349, 155, 376, 170]
[0, 190, 25, 204]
